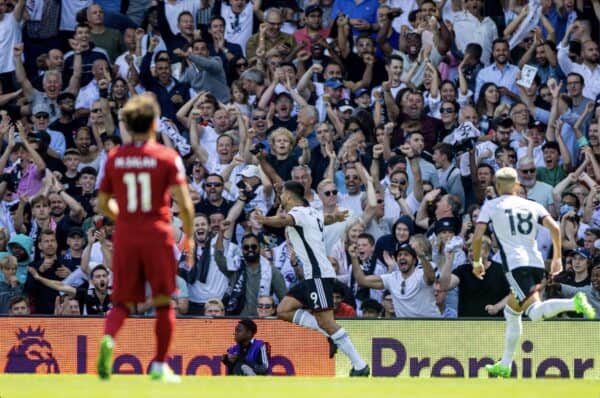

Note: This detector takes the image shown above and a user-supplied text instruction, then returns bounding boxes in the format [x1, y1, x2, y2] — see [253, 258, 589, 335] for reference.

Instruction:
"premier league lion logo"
[4, 326, 60, 373]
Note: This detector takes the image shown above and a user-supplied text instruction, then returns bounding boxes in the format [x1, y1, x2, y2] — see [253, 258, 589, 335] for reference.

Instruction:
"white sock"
[151, 362, 166, 372]
[292, 309, 329, 337]
[500, 306, 522, 368]
[330, 328, 367, 370]
[526, 299, 575, 322]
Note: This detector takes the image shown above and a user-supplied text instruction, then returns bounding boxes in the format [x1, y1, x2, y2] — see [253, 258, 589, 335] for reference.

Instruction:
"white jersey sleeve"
[286, 206, 335, 280]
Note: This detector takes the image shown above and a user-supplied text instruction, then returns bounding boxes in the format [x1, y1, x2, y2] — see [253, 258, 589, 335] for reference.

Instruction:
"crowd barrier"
[1, 317, 598, 378]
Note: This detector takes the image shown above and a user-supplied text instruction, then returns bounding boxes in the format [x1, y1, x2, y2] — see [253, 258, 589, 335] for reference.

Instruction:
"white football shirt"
[287, 206, 336, 280]
[477, 195, 549, 271]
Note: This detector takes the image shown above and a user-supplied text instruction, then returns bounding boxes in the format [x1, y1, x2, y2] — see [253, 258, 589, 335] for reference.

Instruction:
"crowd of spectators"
[0, 0, 599, 320]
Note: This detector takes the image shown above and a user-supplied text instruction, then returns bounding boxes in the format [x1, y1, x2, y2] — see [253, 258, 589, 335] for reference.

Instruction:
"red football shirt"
[99, 141, 186, 245]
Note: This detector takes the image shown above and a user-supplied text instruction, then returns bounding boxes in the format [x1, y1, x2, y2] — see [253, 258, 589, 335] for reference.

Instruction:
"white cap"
[238, 165, 260, 178]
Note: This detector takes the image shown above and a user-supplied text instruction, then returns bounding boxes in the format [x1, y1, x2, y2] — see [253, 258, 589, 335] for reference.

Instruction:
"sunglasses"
[243, 244, 259, 251]
[257, 304, 273, 309]
[520, 168, 536, 174]
[35, 114, 49, 119]
[205, 182, 222, 188]
[90, 108, 102, 113]
[392, 180, 407, 186]
[323, 190, 338, 197]
[440, 107, 455, 114]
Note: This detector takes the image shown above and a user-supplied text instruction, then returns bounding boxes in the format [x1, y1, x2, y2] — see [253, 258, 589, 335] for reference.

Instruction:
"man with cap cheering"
[350, 241, 440, 318]
[293, 5, 330, 53]
[31, 103, 66, 159]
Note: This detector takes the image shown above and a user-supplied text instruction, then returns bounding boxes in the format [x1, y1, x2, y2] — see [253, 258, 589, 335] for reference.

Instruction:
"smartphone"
[95, 218, 104, 230]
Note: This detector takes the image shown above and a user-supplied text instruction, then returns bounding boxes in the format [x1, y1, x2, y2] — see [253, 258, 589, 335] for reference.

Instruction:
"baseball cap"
[396, 242, 417, 258]
[304, 4, 323, 15]
[354, 88, 369, 98]
[494, 117, 514, 129]
[528, 120, 546, 130]
[67, 227, 85, 238]
[324, 78, 343, 89]
[434, 218, 457, 234]
[57, 92, 76, 103]
[337, 99, 354, 113]
[574, 247, 592, 260]
[238, 164, 260, 178]
[32, 103, 51, 116]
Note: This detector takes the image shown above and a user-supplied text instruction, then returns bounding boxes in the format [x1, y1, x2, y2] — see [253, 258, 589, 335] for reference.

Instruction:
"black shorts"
[505, 266, 546, 304]
[287, 278, 334, 311]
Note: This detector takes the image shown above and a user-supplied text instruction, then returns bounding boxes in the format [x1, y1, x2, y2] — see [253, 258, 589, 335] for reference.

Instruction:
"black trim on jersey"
[293, 225, 322, 279]
[491, 223, 510, 273]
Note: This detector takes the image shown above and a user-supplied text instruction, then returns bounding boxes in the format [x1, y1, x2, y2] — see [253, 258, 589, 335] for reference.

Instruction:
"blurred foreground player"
[96, 95, 195, 382]
[256, 180, 370, 376]
[471, 167, 595, 378]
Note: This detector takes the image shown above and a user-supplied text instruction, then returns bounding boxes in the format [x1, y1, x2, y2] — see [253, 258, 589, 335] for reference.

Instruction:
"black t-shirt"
[268, 116, 298, 134]
[49, 118, 86, 149]
[61, 172, 80, 196]
[195, 198, 233, 217]
[309, 146, 330, 190]
[344, 53, 387, 89]
[452, 261, 510, 317]
[75, 287, 112, 315]
[265, 152, 300, 181]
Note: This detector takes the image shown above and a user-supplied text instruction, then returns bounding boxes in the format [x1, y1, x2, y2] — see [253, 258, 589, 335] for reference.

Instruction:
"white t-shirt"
[221, 2, 253, 55]
[287, 206, 336, 280]
[477, 194, 549, 271]
[0, 12, 22, 73]
[381, 268, 441, 318]
[165, 0, 199, 35]
[60, 0, 92, 31]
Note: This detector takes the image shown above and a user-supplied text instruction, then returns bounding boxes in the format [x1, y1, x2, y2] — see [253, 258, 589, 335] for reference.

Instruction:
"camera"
[237, 180, 256, 202]
[249, 142, 265, 156]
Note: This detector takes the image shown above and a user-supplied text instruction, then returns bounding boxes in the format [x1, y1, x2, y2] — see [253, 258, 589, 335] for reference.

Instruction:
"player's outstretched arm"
[256, 211, 295, 228]
[349, 244, 385, 290]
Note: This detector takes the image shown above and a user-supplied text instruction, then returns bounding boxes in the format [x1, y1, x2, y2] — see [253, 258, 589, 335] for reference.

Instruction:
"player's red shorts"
[110, 239, 177, 303]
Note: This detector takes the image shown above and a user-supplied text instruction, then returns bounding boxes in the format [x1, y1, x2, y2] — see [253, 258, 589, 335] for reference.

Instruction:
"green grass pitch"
[1, 375, 599, 398]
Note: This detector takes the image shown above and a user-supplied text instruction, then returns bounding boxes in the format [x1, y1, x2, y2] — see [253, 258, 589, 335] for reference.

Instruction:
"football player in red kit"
[96, 94, 194, 383]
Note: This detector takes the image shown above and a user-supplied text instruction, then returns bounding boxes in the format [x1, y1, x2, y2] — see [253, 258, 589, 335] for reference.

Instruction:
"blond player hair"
[495, 167, 518, 195]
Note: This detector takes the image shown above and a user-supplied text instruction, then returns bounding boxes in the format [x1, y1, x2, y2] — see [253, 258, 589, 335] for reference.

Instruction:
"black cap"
[494, 117, 514, 129]
[305, 4, 323, 15]
[528, 120, 546, 130]
[57, 92, 76, 102]
[435, 217, 457, 234]
[396, 242, 417, 258]
[67, 227, 85, 238]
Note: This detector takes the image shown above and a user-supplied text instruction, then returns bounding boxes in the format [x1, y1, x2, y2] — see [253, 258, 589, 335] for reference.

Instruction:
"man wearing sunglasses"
[217, 232, 287, 316]
[516, 156, 556, 217]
